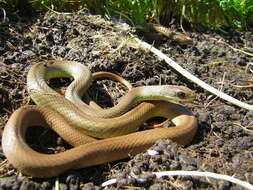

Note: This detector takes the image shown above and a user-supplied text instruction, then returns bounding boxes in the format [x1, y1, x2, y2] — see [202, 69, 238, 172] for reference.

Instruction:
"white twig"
[133, 37, 253, 112]
[101, 171, 253, 189]
[101, 178, 117, 187]
[246, 62, 253, 73]
[153, 171, 253, 190]
[55, 177, 60, 190]
[0, 8, 6, 22]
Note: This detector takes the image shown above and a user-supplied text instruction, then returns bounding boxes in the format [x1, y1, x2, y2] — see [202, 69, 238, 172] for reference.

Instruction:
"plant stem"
[133, 36, 253, 112]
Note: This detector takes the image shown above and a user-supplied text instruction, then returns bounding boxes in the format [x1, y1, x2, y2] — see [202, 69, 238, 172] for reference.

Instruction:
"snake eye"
[176, 91, 186, 99]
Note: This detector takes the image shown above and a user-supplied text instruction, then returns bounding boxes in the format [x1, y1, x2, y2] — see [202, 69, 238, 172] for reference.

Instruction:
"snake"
[2, 60, 198, 178]
[26, 60, 195, 119]
[138, 23, 193, 44]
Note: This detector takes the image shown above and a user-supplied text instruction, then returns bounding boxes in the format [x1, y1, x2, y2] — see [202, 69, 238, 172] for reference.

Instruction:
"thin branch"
[0, 8, 7, 22]
[132, 37, 253, 112]
[154, 171, 253, 190]
[218, 40, 253, 57]
[101, 171, 253, 189]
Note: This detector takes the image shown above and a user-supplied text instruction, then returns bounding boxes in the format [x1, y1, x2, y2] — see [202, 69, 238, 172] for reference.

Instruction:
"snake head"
[159, 85, 196, 102]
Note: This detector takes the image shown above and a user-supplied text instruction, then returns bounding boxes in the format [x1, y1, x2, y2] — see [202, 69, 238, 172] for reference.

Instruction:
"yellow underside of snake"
[2, 60, 198, 178]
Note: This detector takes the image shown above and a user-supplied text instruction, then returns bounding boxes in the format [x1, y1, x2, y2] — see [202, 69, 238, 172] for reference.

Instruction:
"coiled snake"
[2, 60, 198, 178]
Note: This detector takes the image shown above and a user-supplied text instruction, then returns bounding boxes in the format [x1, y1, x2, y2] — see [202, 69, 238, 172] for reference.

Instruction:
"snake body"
[3, 102, 197, 178]
[139, 23, 193, 44]
[2, 60, 198, 178]
[27, 60, 195, 119]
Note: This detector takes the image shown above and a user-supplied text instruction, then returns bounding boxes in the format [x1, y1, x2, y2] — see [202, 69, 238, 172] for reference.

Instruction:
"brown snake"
[2, 60, 198, 178]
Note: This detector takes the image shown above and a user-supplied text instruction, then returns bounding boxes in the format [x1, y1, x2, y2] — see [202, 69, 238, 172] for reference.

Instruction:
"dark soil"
[0, 11, 253, 190]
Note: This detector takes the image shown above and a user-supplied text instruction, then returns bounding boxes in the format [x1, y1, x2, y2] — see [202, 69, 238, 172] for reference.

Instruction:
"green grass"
[219, 0, 253, 28]
[1, 0, 252, 30]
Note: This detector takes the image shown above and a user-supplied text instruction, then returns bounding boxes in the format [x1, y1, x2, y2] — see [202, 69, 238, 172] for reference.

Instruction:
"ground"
[0, 11, 252, 190]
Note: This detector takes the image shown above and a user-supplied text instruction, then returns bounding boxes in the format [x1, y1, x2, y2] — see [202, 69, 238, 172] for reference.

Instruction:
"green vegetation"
[0, 0, 252, 30]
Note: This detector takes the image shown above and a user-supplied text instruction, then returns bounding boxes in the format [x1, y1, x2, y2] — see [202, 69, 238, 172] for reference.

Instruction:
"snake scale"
[2, 60, 198, 178]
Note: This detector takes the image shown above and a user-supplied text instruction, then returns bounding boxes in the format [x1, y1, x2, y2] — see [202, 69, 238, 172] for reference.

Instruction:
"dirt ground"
[0, 11, 252, 190]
